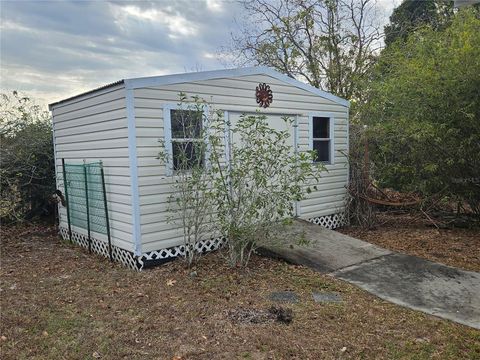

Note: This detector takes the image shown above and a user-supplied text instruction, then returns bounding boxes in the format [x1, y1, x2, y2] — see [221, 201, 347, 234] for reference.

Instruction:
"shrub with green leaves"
[0, 91, 55, 222]
[160, 95, 322, 267]
[208, 112, 320, 266]
[358, 9, 480, 214]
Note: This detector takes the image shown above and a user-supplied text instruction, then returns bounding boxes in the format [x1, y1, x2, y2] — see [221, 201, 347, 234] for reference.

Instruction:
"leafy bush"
[0, 92, 55, 222]
[208, 111, 320, 267]
[160, 95, 321, 267]
[358, 9, 480, 214]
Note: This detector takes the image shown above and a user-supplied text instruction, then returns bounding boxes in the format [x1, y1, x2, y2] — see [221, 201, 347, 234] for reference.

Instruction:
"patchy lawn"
[338, 212, 480, 272]
[1, 225, 479, 360]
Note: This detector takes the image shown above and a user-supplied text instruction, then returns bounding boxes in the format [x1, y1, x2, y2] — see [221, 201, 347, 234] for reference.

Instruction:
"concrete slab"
[263, 220, 392, 273]
[333, 253, 480, 329]
[261, 220, 480, 329]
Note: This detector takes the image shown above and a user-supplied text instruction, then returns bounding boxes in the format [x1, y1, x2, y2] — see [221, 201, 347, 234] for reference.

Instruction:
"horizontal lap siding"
[297, 114, 348, 218]
[133, 74, 348, 251]
[52, 85, 135, 252]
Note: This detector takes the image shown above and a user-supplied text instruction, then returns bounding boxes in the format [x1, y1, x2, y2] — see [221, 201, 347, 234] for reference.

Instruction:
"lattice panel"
[137, 237, 226, 270]
[307, 213, 346, 229]
[59, 227, 226, 271]
[59, 227, 139, 270]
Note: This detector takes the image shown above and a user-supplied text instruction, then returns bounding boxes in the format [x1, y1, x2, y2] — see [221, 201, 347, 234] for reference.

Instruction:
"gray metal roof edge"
[48, 80, 125, 110]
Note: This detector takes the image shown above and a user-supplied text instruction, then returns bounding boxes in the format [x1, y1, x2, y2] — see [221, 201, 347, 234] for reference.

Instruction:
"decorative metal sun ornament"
[255, 83, 273, 108]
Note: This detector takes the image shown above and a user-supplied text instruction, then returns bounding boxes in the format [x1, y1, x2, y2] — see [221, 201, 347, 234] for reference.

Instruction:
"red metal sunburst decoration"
[255, 83, 273, 108]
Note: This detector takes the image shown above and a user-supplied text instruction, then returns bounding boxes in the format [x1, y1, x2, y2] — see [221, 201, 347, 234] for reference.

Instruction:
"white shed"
[49, 67, 350, 270]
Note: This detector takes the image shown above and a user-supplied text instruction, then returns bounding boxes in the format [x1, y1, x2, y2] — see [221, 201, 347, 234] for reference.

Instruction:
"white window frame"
[309, 112, 335, 165]
[163, 103, 209, 176]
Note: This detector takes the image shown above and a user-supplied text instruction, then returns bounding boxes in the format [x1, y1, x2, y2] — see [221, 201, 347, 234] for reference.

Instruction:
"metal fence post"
[83, 161, 92, 253]
[100, 161, 113, 261]
[61, 158, 72, 241]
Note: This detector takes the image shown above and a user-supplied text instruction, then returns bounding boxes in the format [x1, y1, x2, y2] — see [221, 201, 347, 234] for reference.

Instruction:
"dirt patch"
[226, 306, 293, 325]
[1, 224, 479, 359]
[338, 212, 480, 272]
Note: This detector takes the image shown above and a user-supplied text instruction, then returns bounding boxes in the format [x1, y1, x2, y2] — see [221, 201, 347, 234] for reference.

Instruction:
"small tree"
[158, 94, 214, 267]
[208, 112, 321, 267]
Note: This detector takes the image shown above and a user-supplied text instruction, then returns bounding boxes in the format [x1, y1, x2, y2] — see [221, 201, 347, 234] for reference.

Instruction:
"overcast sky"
[0, 0, 397, 105]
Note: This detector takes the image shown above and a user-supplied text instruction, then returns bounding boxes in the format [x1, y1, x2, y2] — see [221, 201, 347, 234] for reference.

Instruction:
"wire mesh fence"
[62, 160, 112, 260]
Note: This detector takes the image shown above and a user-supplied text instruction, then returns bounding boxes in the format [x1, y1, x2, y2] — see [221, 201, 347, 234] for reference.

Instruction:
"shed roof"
[49, 66, 350, 110]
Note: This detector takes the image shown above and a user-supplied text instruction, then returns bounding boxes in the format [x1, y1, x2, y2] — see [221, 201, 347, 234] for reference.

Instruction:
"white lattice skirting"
[59, 214, 343, 270]
[59, 227, 225, 271]
[307, 213, 347, 229]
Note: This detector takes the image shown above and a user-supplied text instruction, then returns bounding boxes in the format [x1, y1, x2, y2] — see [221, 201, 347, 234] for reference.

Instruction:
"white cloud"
[206, 0, 224, 13]
[202, 51, 216, 59]
[118, 5, 198, 39]
[0, 0, 395, 107]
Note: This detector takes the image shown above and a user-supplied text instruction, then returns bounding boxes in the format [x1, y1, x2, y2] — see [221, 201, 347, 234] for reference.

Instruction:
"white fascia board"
[125, 66, 350, 108]
[124, 82, 142, 256]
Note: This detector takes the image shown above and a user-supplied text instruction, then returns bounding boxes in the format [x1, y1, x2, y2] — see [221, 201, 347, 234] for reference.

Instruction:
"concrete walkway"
[263, 220, 480, 329]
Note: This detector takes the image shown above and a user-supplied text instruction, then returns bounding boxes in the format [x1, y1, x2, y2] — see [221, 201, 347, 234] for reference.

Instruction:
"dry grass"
[1, 224, 479, 359]
[338, 212, 480, 272]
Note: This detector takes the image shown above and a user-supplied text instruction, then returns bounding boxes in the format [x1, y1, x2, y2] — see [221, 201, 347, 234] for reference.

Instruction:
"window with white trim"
[310, 115, 334, 164]
[164, 106, 206, 173]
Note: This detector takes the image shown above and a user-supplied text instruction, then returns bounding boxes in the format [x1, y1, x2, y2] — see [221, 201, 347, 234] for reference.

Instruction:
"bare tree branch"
[228, 0, 384, 100]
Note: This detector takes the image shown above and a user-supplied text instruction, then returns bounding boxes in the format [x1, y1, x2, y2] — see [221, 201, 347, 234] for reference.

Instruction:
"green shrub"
[358, 9, 480, 214]
[0, 91, 55, 222]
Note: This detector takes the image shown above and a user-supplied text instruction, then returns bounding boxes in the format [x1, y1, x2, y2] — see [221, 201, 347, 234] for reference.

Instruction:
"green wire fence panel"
[62, 160, 112, 260]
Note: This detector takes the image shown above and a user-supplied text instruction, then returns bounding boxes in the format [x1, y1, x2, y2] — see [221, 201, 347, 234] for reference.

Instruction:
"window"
[310, 115, 334, 164]
[164, 106, 206, 173]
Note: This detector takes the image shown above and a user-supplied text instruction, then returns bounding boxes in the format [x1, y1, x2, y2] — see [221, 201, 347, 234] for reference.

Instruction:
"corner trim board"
[125, 84, 142, 256]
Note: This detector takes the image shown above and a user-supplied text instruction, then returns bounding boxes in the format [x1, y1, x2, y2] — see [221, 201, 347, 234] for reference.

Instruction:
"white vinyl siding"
[51, 84, 135, 252]
[51, 69, 348, 257]
[133, 74, 349, 252]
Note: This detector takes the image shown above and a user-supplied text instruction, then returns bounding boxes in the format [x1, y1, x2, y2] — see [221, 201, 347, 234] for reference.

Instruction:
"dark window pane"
[313, 140, 330, 162]
[172, 141, 204, 170]
[312, 117, 329, 138]
[171, 109, 202, 139]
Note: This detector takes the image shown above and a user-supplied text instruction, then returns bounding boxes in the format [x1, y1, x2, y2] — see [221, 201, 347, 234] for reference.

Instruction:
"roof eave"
[49, 66, 350, 111]
[125, 66, 350, 108]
